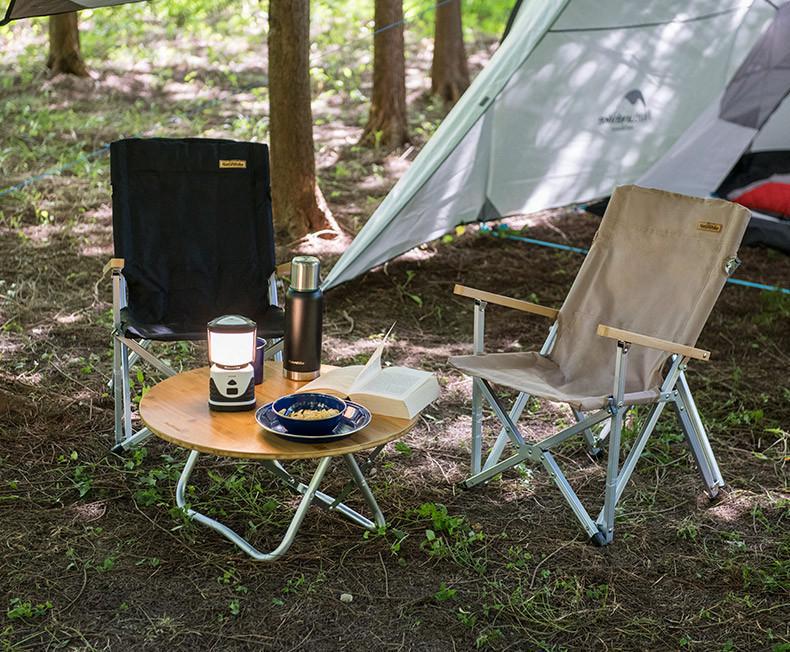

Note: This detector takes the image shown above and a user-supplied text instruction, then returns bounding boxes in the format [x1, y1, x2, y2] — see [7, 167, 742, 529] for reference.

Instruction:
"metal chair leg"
[112, 335, 124, 447]
[673, 390, 722, 498]
[484, 392, 530, 471]
[676, 372, 724, 492]
[573, 407, 603, 457]
[600, 342, 629, 544]
[470, 377, 483, 474]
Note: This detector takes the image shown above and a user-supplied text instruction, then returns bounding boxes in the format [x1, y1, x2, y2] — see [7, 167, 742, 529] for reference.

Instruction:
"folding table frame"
[108, 258, 285, 453]
[176, 446, 386, 561]
[457, 286, 723, 546]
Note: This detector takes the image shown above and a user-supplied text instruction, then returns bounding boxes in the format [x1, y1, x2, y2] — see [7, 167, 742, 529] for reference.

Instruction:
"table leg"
[342, 454, 385, 529]
[176, 450, 332, 561]
[261, 456, 386, 531]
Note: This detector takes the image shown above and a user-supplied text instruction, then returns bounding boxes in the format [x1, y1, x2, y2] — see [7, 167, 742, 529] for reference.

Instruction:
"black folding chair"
[108, 138, 285, 452]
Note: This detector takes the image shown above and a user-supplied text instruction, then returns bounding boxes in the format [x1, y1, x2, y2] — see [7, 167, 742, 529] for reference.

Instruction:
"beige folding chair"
[450, 185, 750, 545]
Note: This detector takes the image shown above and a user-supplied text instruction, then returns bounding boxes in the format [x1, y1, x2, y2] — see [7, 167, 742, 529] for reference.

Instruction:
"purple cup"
[254, 337, 267, 385]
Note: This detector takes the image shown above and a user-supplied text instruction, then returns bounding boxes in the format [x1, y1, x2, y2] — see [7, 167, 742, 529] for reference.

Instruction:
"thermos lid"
[290, 256, 320, 292]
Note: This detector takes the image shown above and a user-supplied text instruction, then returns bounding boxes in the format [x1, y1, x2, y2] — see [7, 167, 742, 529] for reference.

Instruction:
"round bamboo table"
[140, 362, 419, 560]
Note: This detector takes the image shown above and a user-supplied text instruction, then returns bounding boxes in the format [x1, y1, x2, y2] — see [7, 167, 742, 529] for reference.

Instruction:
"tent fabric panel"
[718, 150, 790, 197]
[550, 0, 752, 32]
[720, 3, 790, 128]
[741, 212, 790, 253]
[637, 97, 758, 198]
[2, 0, 143, 24]
[322, 116, 492, 286]
[488, 2, 759, 215]
[323, 0, 788, 290]
[751, 94, 790, 151]
[321, 0, 570, 289]
[2, 0, 142, 24]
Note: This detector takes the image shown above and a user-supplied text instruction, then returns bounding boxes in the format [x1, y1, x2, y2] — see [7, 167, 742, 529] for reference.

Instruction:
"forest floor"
[1, 5, 789, 651]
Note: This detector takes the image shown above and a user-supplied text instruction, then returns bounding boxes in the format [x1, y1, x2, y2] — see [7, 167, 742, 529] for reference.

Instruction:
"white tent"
[324, 0, 790, 289]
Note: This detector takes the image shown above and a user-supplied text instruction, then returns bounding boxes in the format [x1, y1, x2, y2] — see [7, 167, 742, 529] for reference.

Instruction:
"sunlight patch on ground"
[294, 230, 353, 257]
[54, 312, 84, 325]
[0, 337, 23, 354]
[704, 489, 786, 524]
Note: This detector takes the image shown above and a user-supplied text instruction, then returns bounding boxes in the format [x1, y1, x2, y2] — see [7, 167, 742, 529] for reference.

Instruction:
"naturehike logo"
[598, 89, 652, 131]
[697, 221, 723, 233]
[219, 159, 247, 169]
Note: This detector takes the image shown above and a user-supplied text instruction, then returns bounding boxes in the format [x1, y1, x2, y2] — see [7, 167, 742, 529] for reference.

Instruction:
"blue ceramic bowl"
[272, 393, 347, 436]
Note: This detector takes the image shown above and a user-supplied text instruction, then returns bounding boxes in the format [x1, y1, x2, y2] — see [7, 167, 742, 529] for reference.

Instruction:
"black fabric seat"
[120, 305, 284, 341]
[111, 137, 282, 341]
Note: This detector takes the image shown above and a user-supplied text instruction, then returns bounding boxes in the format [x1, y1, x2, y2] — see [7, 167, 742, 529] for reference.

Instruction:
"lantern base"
[209, 364, 256, 412]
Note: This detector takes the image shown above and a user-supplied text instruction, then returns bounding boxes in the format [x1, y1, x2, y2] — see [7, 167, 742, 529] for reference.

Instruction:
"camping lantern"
[207, 315, 257, 411]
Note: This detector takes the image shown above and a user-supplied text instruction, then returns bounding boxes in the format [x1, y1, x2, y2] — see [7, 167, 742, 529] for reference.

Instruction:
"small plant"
[395, 270, 423, 307]
[96, 555, 117, 572]
[7, 598, 52, 620]
[416, 503, 486, 572]
[394, 441, 412, 456]
[676, 520, 699, 541]
[434, 582, 457, 602]
[72, 465, 93, 498]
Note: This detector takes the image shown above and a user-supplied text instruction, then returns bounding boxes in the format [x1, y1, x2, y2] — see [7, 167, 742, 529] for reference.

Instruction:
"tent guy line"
[485, 226, 790, 295]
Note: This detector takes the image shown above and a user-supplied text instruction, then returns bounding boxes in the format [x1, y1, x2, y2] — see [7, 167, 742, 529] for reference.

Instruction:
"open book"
[296, 326, 440, 420]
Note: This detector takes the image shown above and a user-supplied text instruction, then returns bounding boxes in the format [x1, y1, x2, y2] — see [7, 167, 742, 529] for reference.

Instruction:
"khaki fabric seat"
[451, 185, 750, 411]
[451, 352, 659, 411]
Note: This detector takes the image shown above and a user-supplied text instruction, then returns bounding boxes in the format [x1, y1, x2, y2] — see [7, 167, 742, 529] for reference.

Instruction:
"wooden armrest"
[276, 262, 291, 279]
[454, 284, 559, 320]
[596, 324, 710, 362]
[103, 257, 124, 275]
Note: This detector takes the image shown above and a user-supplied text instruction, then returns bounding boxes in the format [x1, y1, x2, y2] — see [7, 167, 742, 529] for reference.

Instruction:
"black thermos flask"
[283, 256, 323, 381]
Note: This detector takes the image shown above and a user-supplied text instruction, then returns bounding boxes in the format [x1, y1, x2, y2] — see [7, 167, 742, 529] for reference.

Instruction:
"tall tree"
[268, 0, 336, 237]
[431, 0, 469, 103]
[359, 0, 408, 148]
[48, 12, 89, 77]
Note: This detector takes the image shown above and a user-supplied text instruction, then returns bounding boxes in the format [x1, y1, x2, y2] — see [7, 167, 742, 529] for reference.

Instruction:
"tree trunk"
[431, 0, 469, 104]
[47, 12, 89, 77]
[268, 0, 336, 238]
[359, 0, 408, 149]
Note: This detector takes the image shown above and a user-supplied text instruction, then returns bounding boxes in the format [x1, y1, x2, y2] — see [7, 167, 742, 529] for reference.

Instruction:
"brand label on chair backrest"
[697, 221, 722, 233]
[219, 159, 247, 169]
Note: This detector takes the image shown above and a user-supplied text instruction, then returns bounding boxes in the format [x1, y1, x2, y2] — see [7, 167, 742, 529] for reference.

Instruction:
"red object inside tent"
[731, 182, 790, 217]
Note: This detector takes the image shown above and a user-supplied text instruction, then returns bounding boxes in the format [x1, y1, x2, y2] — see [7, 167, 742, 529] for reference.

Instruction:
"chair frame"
[454, 284, 724, 545]
[108, 258, 287, 453]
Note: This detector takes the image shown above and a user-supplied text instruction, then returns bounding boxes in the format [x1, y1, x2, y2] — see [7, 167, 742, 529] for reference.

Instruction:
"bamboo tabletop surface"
[139, 362, 418, 460]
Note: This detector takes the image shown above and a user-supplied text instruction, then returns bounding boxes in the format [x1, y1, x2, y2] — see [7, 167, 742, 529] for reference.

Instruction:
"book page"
[348, 323, 395, 394]
[353, 366, 431, 400]
[297, 365, 363, 396]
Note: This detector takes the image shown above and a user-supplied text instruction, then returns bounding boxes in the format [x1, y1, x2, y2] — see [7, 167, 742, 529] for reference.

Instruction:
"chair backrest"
[549, 185, 750, 395]
[111, 138, 275, 330]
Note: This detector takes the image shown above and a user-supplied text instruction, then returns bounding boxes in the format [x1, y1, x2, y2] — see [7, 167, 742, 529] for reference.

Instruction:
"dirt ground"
[1, 11, 789, 650]
[1, 195, 788, 650]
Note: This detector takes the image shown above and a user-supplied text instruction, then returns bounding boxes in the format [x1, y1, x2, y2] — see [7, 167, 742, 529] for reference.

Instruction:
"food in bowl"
[271, 393, 347, 436]
[278, 407, 340, 420]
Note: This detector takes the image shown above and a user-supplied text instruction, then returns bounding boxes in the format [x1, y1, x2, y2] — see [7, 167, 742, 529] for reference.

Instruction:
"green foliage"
[434, 582, 457, 601]
[416, 502, 487, 572]
[753, 290, 790, 326]
[6, 598, 53, 620]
